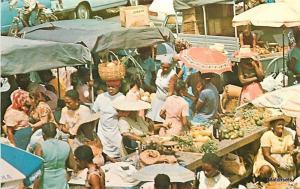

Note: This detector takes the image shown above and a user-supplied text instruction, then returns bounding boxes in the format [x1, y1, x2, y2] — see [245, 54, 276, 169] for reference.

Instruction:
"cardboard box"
[120, 5, 150, 28]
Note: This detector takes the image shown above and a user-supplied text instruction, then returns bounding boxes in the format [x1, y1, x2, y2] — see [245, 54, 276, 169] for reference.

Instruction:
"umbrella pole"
[57, 68, 61, 98]
[282, 28, 286, 87]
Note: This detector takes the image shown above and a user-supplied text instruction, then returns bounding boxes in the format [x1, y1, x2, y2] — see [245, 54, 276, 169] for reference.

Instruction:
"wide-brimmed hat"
[233, 47, 259, 60]
[69, 111, 101, 135]
[112, 97, 151, 111]
[264, 109, 291, 127]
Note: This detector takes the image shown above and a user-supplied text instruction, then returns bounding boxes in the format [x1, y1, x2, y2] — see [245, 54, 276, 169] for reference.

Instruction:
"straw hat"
[112, 97, 151, 111]
[264, 109, 291, 127]
[233, 47, 259, 60]
[140, 150, 161, 165]
[69, 111, 101, 135]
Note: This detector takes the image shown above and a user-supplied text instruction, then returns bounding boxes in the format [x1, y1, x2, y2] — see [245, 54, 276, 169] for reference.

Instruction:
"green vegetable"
[200, 140, 218, 154]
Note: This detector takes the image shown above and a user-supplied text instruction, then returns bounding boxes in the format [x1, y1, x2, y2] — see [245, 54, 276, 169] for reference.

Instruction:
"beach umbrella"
[179, 47, 232, 74]
[1, 144, 43, 186]
[232, 2, 300, 27]
[133, 164, 194, 183]
[251, 84, 300, 117]
[0, 158, 25, 187]
[232, 2, 300, 85]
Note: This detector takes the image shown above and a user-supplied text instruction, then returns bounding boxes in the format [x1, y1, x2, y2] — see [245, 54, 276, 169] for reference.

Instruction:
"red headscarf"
[10, 89, 30, 111]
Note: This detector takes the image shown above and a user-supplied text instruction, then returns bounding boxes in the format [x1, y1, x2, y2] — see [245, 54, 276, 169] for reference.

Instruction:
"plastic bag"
[260, 73, 276, 92]
[274, 72, 288, 89]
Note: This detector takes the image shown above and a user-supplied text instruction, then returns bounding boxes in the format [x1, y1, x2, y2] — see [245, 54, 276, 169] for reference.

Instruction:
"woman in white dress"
[146, 59, 177, 123]
[92, 80, 125, 159]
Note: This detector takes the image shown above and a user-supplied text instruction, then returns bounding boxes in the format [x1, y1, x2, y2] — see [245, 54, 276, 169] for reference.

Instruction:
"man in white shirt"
[196, 153, 230, 189]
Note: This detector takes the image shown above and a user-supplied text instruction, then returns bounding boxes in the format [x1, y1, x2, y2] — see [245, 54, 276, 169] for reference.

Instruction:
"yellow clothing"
[50, 78, 66, 98]
[253, 129, 296, 179]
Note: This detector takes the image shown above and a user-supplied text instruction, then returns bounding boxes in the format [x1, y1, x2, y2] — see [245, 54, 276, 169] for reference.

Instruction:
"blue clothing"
[182, 65, 197, 81]
[40, 139, 70, 189]
[14, 127, 33, 150]
[288, 47, 300, 74]
[193, 83, 219, 122]
[140, 57, 156, 85]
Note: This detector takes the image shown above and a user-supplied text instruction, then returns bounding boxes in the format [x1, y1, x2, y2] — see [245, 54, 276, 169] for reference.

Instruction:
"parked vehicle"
[1, 0, 57, 35]
[57, 0, 132, 19]
[7, 4, 57, 37]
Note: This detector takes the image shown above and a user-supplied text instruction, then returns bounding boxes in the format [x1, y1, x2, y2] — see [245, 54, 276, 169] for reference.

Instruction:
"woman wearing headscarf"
[4, 89, 32, 149]
[235, 49, 264, 105]
[146, 56, 177, 123]
[92, 80, 125, 159]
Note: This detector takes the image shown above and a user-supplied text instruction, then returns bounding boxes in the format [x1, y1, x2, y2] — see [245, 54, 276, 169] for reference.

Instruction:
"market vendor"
[195, 153, 230, 189]
[236, 49, 264, 105]
[191, 73, 219, 125]
[159, 80, 190, 136]
[288, 32, 300, 83]
[3, 89, 32, 150]
[239, 25, 257, 50]
[112, 96, 151, 154]
[253, 113, 296, 180]
[146, 57, 177, 123]
[92, 80, 125, 159]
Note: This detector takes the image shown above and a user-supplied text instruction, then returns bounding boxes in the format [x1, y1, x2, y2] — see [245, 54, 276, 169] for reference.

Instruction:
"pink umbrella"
[179, 47, 232, 74]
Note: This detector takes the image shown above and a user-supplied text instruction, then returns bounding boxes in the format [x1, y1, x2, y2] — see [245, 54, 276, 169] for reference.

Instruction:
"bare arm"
[239, 33, 244, 47]
[89, 174, 102, 189]
[160, 109, 166, 120]
[31, 116, 48, 132]
[252, 60, 265, 81]
[7, 127, 16, 146]
[238, 66, 258, 85]
[67, 149, 77, 170]
[168, 75, 178, 96]
[122, 133, 143, 142]
[262, 147, 280, 167]
[195, 100, 204, 113]
[252, 33, 257, 50]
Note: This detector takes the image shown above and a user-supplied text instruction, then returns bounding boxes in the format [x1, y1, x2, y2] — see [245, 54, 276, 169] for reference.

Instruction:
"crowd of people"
[1, 31, 300, 188]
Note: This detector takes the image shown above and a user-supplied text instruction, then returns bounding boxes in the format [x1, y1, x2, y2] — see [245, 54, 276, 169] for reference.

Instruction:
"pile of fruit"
[218, 105, 272, 140]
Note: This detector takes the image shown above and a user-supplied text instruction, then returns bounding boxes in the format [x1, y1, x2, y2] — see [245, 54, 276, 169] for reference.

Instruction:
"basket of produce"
[221, 153, 246, 176]
[98, 51, 126, 81]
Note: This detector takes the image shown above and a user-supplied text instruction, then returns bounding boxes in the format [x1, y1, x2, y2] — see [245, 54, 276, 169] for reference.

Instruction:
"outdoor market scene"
[1, 0, 300, 188]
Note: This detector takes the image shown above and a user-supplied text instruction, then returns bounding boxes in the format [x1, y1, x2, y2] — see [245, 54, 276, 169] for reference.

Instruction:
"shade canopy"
[179, 47, 232, 74]
[133, 163, 194, 182]
[1, 36, 92, 76]
[21, 19, 175, 53]
[251, 85, 300, 117]
[0, 158, 25, 184]
[232, 2, 300, 27]
[1, 144, 43, 186]
[174, 0, 227, 10]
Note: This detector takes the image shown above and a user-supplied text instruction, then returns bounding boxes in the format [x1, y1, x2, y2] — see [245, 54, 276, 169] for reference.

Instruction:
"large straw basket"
[98, 52, 126, 81]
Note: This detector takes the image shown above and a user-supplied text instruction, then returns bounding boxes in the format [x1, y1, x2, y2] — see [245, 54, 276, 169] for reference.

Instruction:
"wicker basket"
[98, 51, 126, 81]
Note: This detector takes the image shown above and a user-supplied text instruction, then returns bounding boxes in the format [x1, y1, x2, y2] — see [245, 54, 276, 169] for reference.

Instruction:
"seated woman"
[4, 89, 32, 150]
[112, 96, 152, 154]
[253, 113, 296, 180]
[235, 49, 264, 105]
[159, 80, 189, 136]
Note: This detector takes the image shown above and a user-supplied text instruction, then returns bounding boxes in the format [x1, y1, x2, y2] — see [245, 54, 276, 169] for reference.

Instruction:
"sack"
[120, 5, 150, 28]
[221, 153, 246, 176]
[98, 51, 126, 81]
[260, 73, 276, 92]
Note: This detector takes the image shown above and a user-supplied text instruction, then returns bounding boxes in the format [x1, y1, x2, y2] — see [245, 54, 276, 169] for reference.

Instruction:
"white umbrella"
[232, 2, 300, 27]
[133, 164, 195, 183]
[0, 158, 25, 187]
[149, 0, 175, 15]
[251, 84, 300, 117]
